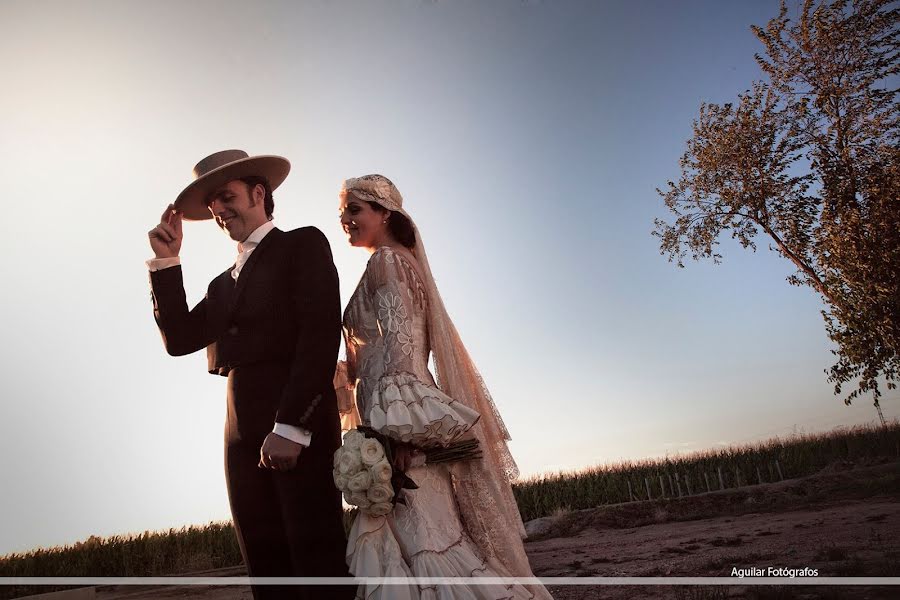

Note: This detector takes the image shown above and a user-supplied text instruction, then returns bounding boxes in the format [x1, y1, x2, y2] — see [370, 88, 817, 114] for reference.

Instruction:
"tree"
[654, 0, 899, 407]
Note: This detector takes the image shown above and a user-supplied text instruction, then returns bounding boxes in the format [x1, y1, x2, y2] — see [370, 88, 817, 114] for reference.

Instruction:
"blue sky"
[0, 0, 895, 556]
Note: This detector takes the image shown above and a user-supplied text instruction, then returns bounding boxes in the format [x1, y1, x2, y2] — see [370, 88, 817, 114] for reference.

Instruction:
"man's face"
[206, 180, 268, 242]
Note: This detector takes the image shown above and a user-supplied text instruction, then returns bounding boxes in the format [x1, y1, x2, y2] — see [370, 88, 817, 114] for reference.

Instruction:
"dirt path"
[531, 497, 898, 599]
[59, 461, 899, 600]
[530, 460, 900, 599]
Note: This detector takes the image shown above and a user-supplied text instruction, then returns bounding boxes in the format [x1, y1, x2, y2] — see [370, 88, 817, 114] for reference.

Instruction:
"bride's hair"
[365, 200, 416, 249]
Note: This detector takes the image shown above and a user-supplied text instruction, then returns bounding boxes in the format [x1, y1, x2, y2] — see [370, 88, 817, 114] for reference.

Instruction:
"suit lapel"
[230, 227, 282, 312]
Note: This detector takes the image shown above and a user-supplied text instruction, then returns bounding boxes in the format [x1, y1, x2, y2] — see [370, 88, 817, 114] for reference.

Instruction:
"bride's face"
[339, 194, 389, 250]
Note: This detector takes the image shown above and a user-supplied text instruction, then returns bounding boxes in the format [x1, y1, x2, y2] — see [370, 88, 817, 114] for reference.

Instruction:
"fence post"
[674, 473, 683, 497]
[775, 460, 784, 481]
[659, 474, 666, 498]
[685, 474, 693, 496]
[756, 466, 764, 485]
[645, 477, 652, 501]
[735, 467, 742, 488]
[704, 471, 711, 493]
[627, 479, 634, 502]
[668, 473, 675, 497]
[718, 466, 725, 490]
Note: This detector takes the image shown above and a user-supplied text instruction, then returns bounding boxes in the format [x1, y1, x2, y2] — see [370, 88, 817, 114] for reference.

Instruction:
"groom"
[146, 150, 350, 600]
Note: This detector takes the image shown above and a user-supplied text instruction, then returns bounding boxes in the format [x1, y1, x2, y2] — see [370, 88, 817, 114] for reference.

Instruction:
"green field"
[513, 421, 900, 521]
[2, 421, 898, 597]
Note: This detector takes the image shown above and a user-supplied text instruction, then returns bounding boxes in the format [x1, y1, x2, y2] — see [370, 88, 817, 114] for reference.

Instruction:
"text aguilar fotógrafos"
[731, 567, 819, 578]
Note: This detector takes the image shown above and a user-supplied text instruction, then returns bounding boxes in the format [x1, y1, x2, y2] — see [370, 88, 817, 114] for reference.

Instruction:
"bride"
[334, 174, 553, 600]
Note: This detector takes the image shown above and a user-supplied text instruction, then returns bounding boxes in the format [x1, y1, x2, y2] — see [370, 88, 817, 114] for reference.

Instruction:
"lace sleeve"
[334, 360, 361, 432]
[363, 248, 480, 447]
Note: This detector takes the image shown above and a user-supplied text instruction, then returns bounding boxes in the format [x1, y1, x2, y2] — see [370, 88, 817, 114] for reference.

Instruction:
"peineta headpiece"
[340, 174, 404, 213]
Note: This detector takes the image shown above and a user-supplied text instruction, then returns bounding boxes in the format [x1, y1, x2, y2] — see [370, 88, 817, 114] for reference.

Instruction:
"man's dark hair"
[239, 176, 274, 219]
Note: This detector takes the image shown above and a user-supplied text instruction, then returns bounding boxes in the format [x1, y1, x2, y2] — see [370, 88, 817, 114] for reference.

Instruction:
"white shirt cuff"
[147, 257, 181, 271]
[274, 422, 312, 447]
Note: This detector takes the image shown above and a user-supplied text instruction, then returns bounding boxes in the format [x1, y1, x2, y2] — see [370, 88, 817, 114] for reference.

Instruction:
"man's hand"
[148, 204, 183, 258]
[259, 433, 303, 471]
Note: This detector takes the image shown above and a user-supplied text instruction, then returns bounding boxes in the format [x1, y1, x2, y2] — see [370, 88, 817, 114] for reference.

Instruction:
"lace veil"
[339, 175, 535, 578]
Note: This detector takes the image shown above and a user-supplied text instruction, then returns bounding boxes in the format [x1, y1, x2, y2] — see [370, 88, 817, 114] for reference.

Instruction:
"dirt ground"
[529, 459, 900, 600]
[25, 460, 900, 600]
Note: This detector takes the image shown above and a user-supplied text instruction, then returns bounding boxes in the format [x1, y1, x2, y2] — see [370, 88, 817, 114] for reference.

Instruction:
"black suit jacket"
[149, 226, 341, 432]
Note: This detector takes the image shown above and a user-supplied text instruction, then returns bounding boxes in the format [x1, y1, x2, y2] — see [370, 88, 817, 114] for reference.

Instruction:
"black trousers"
[224, 363, 353, 600]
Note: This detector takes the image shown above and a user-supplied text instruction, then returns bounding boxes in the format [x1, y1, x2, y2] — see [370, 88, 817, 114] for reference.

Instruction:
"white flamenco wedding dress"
[336, 247, 553, 600]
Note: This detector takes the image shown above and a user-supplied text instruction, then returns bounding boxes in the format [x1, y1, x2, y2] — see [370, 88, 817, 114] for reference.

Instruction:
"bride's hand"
[392, 444, 425, 471]
[392, 445, 413, 472]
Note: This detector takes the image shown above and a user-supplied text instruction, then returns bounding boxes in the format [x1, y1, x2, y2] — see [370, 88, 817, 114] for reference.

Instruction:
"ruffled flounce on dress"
[367, 372, 481, 448]
[344, 379, 537, 600]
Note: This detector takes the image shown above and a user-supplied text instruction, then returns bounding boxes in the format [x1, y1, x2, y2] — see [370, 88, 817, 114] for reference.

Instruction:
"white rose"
[349, 491, 371, 508]
[333, 448, 344, 469]
[343, 429, 364, 452]
[366, 502, 393, 517]
[347, 470, 373, 493]
[360, 438, 386, 466]
[338, 449, 362, 475]
[333, 471, 349, 491]
[370, 459, 392, 484]
[367, 482, 394, 504]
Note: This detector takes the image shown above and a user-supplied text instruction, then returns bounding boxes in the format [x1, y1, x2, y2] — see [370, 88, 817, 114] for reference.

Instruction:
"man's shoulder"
[281, 226, 330, 247]
[282, 225, 326, 237]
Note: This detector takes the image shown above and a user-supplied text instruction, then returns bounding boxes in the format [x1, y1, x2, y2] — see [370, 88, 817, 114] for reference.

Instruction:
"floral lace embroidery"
[397, 320, 414, 357]
[377, 290, 406, 334]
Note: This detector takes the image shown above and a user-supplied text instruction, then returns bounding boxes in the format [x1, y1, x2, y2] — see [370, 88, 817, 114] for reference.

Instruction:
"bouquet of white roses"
[334, 426, 482, 518]
[332, 428, 416, 517]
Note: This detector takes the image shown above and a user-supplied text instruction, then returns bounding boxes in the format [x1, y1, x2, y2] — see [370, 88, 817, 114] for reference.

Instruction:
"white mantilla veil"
[339, 175, 539, 582]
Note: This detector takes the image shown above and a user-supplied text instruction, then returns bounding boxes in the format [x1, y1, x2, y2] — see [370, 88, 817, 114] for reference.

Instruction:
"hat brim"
[174, 155, 291, 221]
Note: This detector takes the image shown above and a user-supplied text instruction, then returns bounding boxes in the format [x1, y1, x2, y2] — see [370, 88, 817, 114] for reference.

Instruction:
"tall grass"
[0, 522, 241, 576]
[513, 421, 900, 521]
[0, 522, 242, 599]
[2, 421, 897, 589]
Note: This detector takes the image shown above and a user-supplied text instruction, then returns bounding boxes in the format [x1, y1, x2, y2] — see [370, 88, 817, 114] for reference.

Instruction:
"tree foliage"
[654, 0, 899, 406]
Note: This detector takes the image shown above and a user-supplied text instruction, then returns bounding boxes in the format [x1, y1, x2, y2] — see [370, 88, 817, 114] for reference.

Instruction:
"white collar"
[238, 220, 276, 252]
